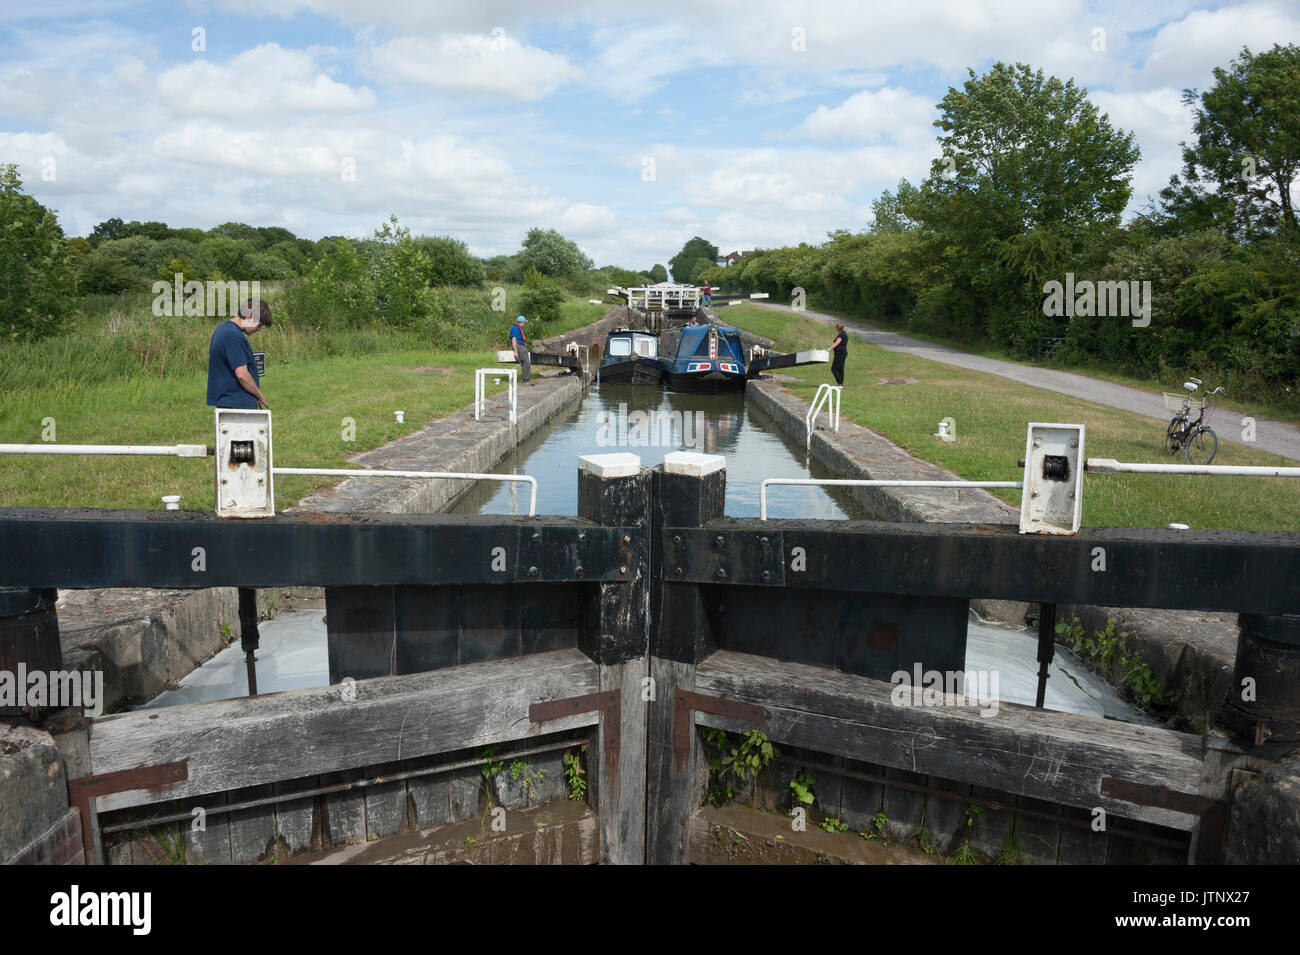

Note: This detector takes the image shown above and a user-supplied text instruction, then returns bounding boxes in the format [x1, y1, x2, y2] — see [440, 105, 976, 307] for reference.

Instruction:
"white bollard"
[394, 411, 405, 423]
[161, 495, 181, 510]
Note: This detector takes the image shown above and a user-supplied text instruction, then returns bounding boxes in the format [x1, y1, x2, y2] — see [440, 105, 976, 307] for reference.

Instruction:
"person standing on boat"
[829, 322, 847, 386]
[510, 315, 531, 383]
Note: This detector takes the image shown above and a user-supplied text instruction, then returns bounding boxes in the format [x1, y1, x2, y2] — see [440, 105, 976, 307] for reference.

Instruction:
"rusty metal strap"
[66, 760, 189, 864]
[530, 690, 621, 781]
[673, 689, 768, 770]
[1101, 777, 1227, 864]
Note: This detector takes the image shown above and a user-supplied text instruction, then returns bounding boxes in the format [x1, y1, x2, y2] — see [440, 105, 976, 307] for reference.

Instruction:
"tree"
[415, 236, 486, 287]
[88, 217, 127, 246]
[669, 237, 719, 282]
[648, 263, 668, 283]
[1158, 44, 1300, 240]
[870, 180, 920, 233]
[902, 62, 1140, 350]
[515, 228, 593, 278]
[0, 164, 75, 341]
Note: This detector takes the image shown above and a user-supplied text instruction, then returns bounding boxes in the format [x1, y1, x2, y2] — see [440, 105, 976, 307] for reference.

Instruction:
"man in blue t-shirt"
[207, 298, 272, 409]
[509, 315, 531, 383]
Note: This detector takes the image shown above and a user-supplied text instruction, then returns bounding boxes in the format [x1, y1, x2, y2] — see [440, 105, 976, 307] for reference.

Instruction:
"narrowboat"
[598, 328, 666, 385]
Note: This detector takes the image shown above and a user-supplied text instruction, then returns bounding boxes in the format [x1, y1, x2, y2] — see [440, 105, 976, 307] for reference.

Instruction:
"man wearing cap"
[207, 298, 272, 409]
[510, 315, 531, 383]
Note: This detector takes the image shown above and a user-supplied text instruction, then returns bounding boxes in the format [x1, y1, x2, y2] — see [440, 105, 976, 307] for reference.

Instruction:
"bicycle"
[1163, 378, 1224, 465]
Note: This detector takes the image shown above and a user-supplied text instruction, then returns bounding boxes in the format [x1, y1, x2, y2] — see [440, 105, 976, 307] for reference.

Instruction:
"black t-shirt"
[832, 333, 848, 357]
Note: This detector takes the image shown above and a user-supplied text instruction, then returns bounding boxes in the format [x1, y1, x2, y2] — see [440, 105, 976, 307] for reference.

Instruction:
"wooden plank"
[273, 777, 317, 857]
[405, 759, 450, 829]
[228, 783, 276, 864]
[694, 650, 1204, 830]
[600, 659, 647, 863]
[363, 760, 407, 840]
[91, 649, 601, 812]
[321, 769, 366, 848]
[645, 657, 707, 863]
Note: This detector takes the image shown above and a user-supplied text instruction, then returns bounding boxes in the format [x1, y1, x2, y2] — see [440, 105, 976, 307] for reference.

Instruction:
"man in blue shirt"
[509, 315, 531, 383]
[207, 298, 272, 409]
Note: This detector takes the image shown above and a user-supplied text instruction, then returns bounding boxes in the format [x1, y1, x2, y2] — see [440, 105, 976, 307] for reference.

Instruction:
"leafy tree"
[211, 222, 264, 246]
[372, 215, 433, 328]
[669, 237, 719, 281]
[870, 180, 921, 233]
[903, 62, 1140, 350]
[88, 217, 127, 246]
[648, 263, 668, 283]
[518, 286, 564, 325]
[282, 237, 372, 328]
[0, 164, 76, 341]
[415, 235, 486, 287]
[1158, 44, 1300, 240]
[198, 235, 256, 279]
[76, 250, 135, 295]
[515, 228, 593, 278]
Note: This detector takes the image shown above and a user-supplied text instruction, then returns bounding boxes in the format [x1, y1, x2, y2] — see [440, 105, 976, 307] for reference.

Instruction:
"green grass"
[0, 288, 610, 511]
[739, 298, 1300, 426]
[726, 303, 1300, 531]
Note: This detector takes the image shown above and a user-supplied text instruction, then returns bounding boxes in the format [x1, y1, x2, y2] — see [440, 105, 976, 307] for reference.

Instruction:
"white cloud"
[794, 87, 936, 144]
[1142, 2, 1300, 87]
[363, 33, 584, 99]
[155, 43, 374, 117]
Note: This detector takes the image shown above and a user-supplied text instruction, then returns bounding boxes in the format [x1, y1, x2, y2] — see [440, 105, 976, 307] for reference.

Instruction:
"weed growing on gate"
[509, 759, 547, 803]
[477, 744, 504, 811]
[148, 825, 187, 865]
[1058, 618, 1178, 713]
[859, 810, 889, 845]
[562, 750, 587, 801]
[702, 729, 779, 807]
[789, 771, 815, 808]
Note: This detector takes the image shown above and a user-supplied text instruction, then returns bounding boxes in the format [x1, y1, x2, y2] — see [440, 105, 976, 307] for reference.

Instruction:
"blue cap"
[515, 315, 527, 323]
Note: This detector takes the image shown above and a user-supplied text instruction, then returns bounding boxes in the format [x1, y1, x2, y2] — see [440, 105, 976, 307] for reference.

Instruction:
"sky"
[1, 0, 1298, 271]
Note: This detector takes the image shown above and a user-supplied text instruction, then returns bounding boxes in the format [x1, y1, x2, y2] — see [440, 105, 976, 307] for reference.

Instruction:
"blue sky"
[2, 0, 1298, 271]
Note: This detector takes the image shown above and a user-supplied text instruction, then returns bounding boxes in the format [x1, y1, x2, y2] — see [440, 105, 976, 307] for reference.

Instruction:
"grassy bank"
[0, 289, 610, 510]
[727, 303, 1300, 531]
[731, 297, 1300, 427]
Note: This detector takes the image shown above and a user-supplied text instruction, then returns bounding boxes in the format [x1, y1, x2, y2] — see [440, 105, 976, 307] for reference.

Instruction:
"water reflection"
[450, 383, 869, 519]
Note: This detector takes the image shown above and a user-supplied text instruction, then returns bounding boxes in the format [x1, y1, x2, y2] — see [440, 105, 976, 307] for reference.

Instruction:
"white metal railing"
[760, 478, 1023, 520]
[1086, 459, 1300, 478]
[273, 468, 538, 516]
[476, 367, 517, 423]
[0, 443, 208, 457]
[805, 384, 841, 448]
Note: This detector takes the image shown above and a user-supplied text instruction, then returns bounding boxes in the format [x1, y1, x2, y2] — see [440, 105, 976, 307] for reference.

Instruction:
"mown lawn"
[0, 291, 611, 512]
[726, 303, 1300, 531]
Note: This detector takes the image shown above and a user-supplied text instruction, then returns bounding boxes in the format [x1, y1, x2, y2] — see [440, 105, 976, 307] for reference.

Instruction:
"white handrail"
[0, 443, 209, 457]
[760, 477, 1023, 520]
[274, 468, 538, 516]
[805, 384, 841, 448]
[475, 368, 517, 423]
[1086, 459, 1300, 478]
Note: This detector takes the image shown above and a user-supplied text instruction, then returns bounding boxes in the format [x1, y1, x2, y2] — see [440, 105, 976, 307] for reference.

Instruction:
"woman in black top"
[830, 322, 847, 385]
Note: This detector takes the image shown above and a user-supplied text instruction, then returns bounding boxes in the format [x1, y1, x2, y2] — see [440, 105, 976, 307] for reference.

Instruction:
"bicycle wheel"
[1165, 417, 1184, 453]
[1185, 426, 1217, 465]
